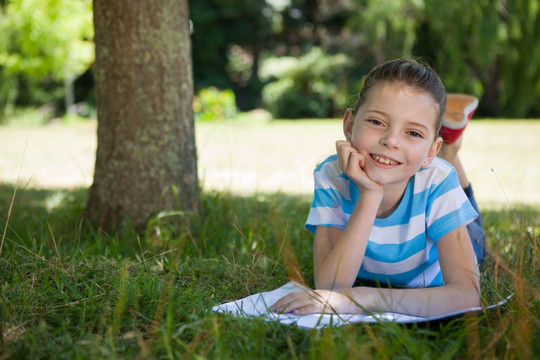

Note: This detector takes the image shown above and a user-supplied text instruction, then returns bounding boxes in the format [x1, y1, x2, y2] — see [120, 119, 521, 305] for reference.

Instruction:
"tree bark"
[480, 63, 500, 117]
[87, 0, 199, 230]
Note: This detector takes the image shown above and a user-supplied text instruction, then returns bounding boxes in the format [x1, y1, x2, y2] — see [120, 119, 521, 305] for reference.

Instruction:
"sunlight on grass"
[1, 118, 539, 206]
[0, 118, 539, 358]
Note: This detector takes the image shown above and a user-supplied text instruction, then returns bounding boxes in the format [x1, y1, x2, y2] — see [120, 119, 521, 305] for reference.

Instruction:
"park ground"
[0, 118, 539, 358]
[1, 118, 540, 206]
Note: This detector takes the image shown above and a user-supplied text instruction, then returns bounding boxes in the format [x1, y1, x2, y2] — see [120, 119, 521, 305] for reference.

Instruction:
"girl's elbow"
[471, 288, 481, 307]
[461, 282, 481, 308]
[315, 275, 354, 290]
[314, 274, 332, 290]
[466, 290, 481, 308]
[446, 279, 480, 310]
[315, 278, 343, 290]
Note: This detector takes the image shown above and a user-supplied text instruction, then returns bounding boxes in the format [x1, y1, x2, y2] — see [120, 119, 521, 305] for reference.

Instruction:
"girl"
[270, 59, 485, 318]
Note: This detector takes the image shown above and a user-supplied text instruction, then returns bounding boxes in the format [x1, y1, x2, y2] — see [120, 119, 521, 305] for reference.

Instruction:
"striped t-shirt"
[305, 155, 478, 288]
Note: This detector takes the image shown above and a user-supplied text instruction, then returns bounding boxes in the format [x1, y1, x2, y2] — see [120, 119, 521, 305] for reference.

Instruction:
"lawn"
[1, 119, 540, 205]
[0, 118, 539, 358]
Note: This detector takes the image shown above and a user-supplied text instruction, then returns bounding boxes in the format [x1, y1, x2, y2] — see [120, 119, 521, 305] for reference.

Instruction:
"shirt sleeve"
[425, 168, 478, 243]
[305, 157, 349, 233]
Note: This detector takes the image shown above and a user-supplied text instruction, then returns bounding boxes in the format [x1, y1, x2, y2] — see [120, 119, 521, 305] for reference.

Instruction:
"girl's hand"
[269, 289, 361, 316]
[336, 140, 383, 194]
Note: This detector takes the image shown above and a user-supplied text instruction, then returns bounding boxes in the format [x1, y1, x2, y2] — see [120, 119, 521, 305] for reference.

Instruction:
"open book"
[212, 282, 511, 329]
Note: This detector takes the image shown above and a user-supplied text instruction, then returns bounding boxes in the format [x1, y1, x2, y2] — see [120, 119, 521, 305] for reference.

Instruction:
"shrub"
[193, 87, 238, 121]
[261, 47, 350, 119]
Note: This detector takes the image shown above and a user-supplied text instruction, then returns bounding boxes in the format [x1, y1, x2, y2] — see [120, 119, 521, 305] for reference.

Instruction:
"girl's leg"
[462, 184, 486, 263]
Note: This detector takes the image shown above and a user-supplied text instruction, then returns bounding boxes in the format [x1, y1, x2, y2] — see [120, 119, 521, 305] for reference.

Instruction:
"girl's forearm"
[342, 282, 480, 318]
[335, 225, 481, 318]
[315, 193, 381, 289]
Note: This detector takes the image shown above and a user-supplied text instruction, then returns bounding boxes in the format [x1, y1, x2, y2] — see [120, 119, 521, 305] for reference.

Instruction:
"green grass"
[1, 117, 539, 358]
[2, 118, 540, 204]
[1, 181, 539, 359]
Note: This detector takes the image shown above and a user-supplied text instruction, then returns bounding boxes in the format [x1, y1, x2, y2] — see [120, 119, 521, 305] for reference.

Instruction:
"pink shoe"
[440, 94, 479, 144]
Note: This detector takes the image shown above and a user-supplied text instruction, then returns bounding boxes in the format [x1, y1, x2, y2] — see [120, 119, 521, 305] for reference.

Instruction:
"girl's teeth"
[374, 155, 397, 165]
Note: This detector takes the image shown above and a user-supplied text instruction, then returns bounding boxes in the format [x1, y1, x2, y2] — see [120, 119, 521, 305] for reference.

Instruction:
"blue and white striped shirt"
[305, 155, 478, 288]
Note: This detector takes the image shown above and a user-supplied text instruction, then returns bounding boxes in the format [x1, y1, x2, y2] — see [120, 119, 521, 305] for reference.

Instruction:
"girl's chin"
[364, 167, 386, 182]
[363, 172, 387, 185]
[364, 169, 408, 187]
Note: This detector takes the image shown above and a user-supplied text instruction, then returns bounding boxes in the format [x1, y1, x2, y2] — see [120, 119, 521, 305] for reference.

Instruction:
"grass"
[0, 117, 539, 358]
[1, 118, 540, 205]
[1, 182, 539, 359]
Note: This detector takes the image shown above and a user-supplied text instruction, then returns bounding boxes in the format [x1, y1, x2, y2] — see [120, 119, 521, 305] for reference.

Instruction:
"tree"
[261, 0, 423, 118]
[0, 0, 93, 118]
[190, 0, 275, 110]
[341, 0, 420, 64]
[87, 0, 199, 231]
[419, 0, 540, 117]
[269, 0, 540, 118]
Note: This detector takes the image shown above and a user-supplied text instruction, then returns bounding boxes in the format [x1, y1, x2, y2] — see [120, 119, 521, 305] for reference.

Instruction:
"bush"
[261, 47, 350, 119]
[193, 87, 238, 122]
[0, 0, 94, 122]
[262, 77, 333, 119]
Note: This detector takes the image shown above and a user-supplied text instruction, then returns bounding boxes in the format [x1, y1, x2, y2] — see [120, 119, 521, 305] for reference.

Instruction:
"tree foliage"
[419, 0, 540, 117]
[190, 0, 274, 109]
[261, 47, 350, 118]
[0, 0, 93, 118]
[192, 0, 540, 118]
[0, 0, 538, 119]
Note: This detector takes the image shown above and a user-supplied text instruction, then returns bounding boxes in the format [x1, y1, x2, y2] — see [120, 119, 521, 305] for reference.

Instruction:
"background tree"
[190, 0, 274, 110]
[418, 0, 540, 117]
[86, 0, 199, 230]
[319, 0, 420, 64]
[0, 0, 93, 119]
[1, 0, 539, 121]
[190, 0, 540, 119]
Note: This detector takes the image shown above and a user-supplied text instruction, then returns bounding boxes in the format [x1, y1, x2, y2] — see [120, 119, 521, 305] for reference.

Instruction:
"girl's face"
[343, 82, 442, 189]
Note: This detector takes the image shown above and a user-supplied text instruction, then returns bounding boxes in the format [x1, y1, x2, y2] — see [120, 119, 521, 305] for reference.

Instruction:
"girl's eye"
[367, 119, 383, 126]
[408, 131, 423, 138]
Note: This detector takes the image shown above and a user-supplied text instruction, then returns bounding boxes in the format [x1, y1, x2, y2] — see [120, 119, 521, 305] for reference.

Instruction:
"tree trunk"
[480, 63, 500, 117]
[64, 72, 75, 115]
[87, 0, 199, 230]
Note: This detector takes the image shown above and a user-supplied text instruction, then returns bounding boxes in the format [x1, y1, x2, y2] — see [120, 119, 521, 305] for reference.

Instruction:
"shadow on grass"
[1, 182, 538, 299]
[0, 182, 314, 266]
[0, 183, 88, 249]
[1, 183, 539, 359]
[1, 182, 539, 273]
[0, 183, 315, 359]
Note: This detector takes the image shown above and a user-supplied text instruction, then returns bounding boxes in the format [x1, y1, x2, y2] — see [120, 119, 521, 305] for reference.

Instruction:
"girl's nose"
[380, 130, 399, 149]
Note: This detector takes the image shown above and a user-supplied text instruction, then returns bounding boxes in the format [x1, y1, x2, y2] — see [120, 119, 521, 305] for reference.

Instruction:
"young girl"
[270, 58, 486, 318]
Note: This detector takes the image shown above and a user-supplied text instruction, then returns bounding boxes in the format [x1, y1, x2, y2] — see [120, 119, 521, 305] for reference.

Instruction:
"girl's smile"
[370, 153, 401, 166]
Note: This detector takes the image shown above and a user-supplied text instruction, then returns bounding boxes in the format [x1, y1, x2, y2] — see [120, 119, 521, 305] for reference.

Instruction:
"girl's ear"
[343, 108, 355, 140]
[422, 136, 443, 168]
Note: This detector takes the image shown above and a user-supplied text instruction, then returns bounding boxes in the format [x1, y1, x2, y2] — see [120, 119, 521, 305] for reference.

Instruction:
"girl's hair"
[352, 58, 447, 138]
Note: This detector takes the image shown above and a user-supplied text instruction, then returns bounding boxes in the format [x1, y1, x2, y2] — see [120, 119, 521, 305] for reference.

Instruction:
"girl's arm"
[313, 194, 380, 289]
[313, 140, 383, 289]
[350, 225, 479, 317]
[271, 224, 480, 317]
